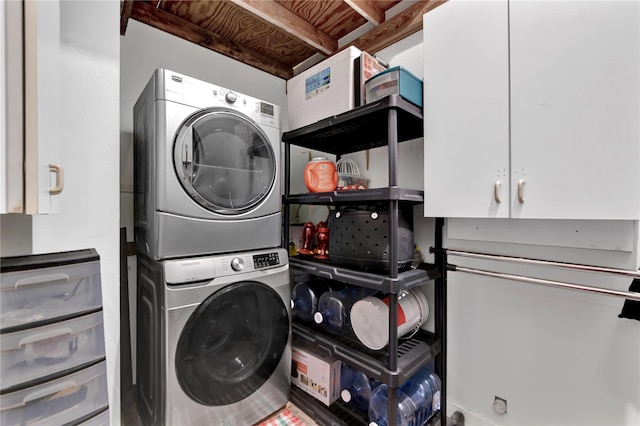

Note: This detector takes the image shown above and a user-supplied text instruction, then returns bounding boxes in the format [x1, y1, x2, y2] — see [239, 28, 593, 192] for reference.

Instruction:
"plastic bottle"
[291, 279, 340, 322]
[367, 367, 433, 426]
[340, 364, 381, 413]
[304, 157, 338, 193]
[314, 286, 375, 335]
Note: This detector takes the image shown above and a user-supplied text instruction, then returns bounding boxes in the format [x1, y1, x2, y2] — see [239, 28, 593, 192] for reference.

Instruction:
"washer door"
[175, 281, 289, 406]
[174, 108, 276, 215]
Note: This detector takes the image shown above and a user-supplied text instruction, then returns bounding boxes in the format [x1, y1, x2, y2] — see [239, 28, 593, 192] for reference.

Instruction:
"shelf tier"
[290, 257, 439, 293]
[290, 385, 443, 426]
[293, 321, 441, 388]
[281, 95, 423, 155]
[283, 187, 424, 205]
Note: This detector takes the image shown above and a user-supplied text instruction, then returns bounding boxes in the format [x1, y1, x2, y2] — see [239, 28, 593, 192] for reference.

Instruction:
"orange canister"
[304, 157, 338, 193]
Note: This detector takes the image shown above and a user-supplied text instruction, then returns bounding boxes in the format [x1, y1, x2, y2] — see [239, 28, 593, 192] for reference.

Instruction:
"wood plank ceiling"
[120, 0, 445, 80]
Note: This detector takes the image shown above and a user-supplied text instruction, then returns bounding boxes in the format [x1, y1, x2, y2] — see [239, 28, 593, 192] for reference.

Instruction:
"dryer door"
[174, 108, 276, 215]
[175, 281, 289, 406]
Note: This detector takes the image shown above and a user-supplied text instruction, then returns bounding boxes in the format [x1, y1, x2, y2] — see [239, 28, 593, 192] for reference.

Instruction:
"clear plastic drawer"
[1, 259, 102, 332]
[76, 408, 110, 426]
[0, 361, 108, 426]
[0, 311, 105, 391]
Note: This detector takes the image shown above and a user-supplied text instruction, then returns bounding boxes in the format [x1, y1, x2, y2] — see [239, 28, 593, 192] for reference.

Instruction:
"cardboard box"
[287, 48, 387, 130]
[291, 343, 341, 406]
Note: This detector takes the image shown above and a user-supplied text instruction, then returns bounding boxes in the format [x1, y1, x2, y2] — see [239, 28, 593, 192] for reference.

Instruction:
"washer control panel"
[253, 252, 280, 269]
[164, 249, 287, 284]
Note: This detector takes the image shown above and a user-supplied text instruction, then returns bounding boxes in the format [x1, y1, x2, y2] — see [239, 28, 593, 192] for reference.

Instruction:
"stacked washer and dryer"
[133, 69, 290, 426]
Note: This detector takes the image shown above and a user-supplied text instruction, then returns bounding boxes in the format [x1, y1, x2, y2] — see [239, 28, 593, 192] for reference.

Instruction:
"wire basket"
[336, 159, 368, 190]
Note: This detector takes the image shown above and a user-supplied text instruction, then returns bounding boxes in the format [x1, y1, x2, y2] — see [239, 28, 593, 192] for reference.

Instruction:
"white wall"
[0, 0, 121, 423]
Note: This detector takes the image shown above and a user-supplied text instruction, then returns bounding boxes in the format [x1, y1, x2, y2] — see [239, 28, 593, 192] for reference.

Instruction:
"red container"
[304, 157, 338, 193]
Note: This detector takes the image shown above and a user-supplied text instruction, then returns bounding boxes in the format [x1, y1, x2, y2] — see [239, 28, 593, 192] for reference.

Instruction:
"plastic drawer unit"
[0, 249, 102, 332]
[0, 311, 106, 391]
[76, 407, 110, 426]
[365, 66, 423, 108]
[0, 361, 109, 426]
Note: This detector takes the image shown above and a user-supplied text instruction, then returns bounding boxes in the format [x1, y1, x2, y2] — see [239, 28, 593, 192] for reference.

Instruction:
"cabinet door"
[423, 0, 510, 218]
[510, 1, 640, 219]
[24, 0, 62, 214]
[1, 0, 24, 213]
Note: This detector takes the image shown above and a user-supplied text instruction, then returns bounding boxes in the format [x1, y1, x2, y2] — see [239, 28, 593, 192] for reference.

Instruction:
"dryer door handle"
[182, 127, 194, 183]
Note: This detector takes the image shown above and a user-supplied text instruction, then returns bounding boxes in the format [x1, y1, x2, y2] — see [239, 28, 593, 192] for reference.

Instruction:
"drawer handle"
[518, 179, 525, 203]
[23, 380, 78, 404]
[15, 273, 70, 288]
[49, 163, 64, 195]
[19, 328, 73, 347]
[494, 181, 501, 203]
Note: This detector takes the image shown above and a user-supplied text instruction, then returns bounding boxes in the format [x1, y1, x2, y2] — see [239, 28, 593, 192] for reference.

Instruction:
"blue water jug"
[368, 367, 433, 426]
[426, 372, 442, 413]
[421, 360, 441, 414]
[291, 279, 343, 322]
[340, 364, 381, 413]
[313, 286, 375, 335]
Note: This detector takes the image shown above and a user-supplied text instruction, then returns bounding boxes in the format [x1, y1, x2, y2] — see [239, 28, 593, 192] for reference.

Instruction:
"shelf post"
[434, 217, 447, 423]
[387, 108, 399, 426]
[283, 142, 291, 250]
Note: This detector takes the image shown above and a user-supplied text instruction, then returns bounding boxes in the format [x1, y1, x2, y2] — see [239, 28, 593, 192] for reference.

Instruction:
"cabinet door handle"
[517, 179, 525, 203]
[49, 163, 64, 195]
[494, 181, 501, 203]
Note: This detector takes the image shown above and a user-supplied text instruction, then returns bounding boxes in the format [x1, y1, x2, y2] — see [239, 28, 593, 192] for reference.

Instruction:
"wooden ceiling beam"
[346, 0, 446, 54]
[120, 0, 133, 35]
[344, 0, 385, 25]
[129, 2, 293, 79]
[228, 0, 338, 55]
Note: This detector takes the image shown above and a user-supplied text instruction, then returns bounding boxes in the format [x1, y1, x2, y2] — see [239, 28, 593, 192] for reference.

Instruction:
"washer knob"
[225, 92, 237, 104]
[230, 257, 244, 271]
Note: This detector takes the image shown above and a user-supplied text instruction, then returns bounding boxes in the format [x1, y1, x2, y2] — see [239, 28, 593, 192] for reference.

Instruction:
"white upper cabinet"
[424, 0, 640, 219]
[1, 0, 62, 215]
[24, 0, 62, 214]
[423, 0, 510, 218]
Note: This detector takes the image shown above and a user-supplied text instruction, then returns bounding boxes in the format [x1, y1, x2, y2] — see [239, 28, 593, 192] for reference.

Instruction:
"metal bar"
[449, 265, 640, 302]
[444, 249, 640, 279]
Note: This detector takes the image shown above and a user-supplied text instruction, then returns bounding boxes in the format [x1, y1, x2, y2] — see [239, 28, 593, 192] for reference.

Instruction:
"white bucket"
[350, 288, 429, 350]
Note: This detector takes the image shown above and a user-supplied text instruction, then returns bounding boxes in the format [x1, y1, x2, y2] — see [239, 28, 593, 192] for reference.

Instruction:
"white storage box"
[291, 342, 341, 406]
[1, 259, 102, 332]
[287, 47, 362, 130]
[0, 311, 105, 391]
[0, 361, 109, 426]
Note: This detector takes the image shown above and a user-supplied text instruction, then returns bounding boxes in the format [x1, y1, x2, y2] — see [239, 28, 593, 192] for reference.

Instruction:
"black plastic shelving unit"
[293, 323, 441, 387]
[282, 95, 445, 426]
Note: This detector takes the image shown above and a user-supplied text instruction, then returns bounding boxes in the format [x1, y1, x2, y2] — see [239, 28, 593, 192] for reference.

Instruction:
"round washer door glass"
[174, 108, 276, 214]
[175, 281, 289, 406]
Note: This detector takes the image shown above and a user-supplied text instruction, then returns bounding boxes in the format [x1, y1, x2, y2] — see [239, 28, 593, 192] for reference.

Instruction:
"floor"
[121, 387, 142, 426]
[121, 386, 318, 426]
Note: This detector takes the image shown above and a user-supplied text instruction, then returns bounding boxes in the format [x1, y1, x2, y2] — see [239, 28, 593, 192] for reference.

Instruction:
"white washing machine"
[136, 247, 291, 426]
[134, 69, 283, 260]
